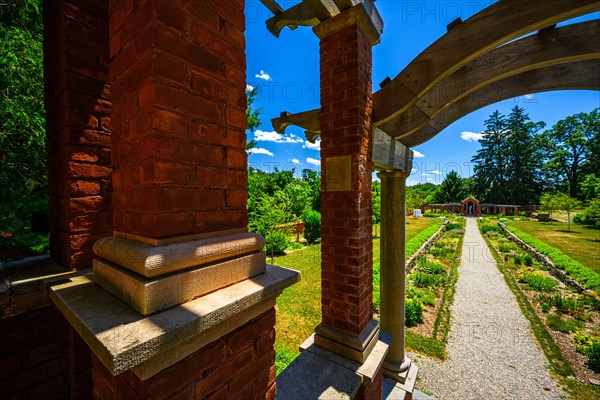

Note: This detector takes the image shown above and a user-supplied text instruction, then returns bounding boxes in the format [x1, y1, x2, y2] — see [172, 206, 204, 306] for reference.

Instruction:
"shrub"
[574, 199, 600, 228]
[265, 229, 291, 255]
[417, 259, 446, 275]
[481, 224, 502, 234]
[534, 293, 584, 314]
[301, 210, 321, 244]
[524, 254, 534, 266]
[546, 313, 583, 333]
[574, 332, 600, 372]
[407, 287, 436, 307]
[445, 222, 462, 231]
[412, 272, 446, 288]
[514, 255, 523, 265]
[506, 225, 600, 293]
[522, 272, 558, 292]
[499, 243, 511, 253]
[405, 298, 424, 327]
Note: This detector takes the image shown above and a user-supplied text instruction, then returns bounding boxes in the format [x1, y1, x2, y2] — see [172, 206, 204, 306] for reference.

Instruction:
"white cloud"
[248, 148, 274, 156]
[254, 130, 303, 144]
[246, 84, 254, 92]
[427, 177, 434, 182]
[306, 157, 321, 167]
[303, 139, 321, 150]
[432, 170, 442, 175]
[291, 158, 301, 165]
[460, 131, 484, 142]
[413, 150, 425, 158]
[524, 94, 535, 100]
[422, 173, 431, 177]
[255, 70, 271, 81]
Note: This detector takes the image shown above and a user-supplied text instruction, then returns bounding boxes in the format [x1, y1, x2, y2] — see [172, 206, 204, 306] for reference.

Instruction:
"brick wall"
[0, 298, 92, 400]
[92, 308, 276, 399]
[109, 0, 248, 239]
[44, 0, 112, 270]
[320, 24, 374, 336]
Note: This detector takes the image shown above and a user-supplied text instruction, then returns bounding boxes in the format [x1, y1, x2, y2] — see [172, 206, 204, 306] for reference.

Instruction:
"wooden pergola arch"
[271, 0, 600, 152]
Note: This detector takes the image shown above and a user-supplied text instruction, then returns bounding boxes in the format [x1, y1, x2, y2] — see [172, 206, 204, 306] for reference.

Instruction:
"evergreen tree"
[504, 106, 545, 204]
[472, 110, 508, 203]
[435, 170, 465, 203]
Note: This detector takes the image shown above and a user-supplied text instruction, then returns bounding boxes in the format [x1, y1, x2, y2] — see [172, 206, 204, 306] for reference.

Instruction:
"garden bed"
[480, 219, 600, 388]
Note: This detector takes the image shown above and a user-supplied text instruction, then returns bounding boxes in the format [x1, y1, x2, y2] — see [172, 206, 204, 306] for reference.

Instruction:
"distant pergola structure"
[1, 1, 597, 400]
[422, 197, 523, 216]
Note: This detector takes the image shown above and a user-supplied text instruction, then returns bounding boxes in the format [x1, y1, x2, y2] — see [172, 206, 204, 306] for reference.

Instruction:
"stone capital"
[313, 1, 383, 46]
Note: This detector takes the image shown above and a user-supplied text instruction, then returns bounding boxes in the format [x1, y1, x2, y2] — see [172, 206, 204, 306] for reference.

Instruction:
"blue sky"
[244, 1, 600, 186]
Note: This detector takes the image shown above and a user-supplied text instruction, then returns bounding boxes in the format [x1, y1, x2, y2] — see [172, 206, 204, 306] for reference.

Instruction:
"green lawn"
[511, 220, 600, 275]
[273, 217, 440, 372]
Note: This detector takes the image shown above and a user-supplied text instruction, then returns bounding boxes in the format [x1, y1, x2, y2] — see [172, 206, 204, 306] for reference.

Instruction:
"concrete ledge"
[48, 264, 300, 376]
[93, 232, 265, 277]
[93, 252, 266, 315]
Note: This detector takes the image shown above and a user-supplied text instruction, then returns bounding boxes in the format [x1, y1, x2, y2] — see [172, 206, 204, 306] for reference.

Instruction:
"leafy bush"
[499, 243, 511, 253]
[514, 255, 523, 265]
[546, 313, 583, 333]
[405, 298, 424, 327]
[522, 272, 558, 292]
[534, 293, 584, 314]
[524, 254, 534, 266]
[407, 286, 436, 307]
[412, 272, 446, 288]
[417, 259, 446, 275]
[481, 224, 502, 234]
[574, 332, 600, 372]
[265, 229, 291, 255]
[506, 225, 600, 293]
[445, 222, 462, 231]
[301, 210, 321, 244]
[574, 198, 600, 228]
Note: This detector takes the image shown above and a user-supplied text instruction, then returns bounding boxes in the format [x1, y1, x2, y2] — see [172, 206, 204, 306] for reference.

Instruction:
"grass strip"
[406, 331, 447, 360]
[505, 224, 600, 293]
[406, 220, 444, 259]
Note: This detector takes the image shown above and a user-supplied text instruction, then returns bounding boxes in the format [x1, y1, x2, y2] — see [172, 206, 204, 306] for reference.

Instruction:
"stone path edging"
[498, 222, 587, 293]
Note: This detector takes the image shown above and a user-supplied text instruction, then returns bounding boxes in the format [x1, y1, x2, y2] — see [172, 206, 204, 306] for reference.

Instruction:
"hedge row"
[505, 224, 600, 294]
[406, 220, 444, 258]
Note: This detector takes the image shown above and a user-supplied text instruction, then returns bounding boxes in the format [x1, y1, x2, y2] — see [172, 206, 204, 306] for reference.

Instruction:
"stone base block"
[93, 252, 266, 315]
[276, 334, 389, 399]
[314, 319, 380, 363]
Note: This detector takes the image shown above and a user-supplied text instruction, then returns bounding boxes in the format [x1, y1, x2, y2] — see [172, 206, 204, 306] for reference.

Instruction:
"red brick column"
[316, 17, 377, 346]
[109, 0, 248, 239]
[44, 0, 112, 269]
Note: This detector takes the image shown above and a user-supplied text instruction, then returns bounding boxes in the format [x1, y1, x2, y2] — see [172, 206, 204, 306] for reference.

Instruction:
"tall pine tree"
[504, 106, 545, 204]
[472, 110, 508, 203]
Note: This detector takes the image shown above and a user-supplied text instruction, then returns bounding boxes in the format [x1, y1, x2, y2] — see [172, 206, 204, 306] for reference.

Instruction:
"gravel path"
[412, 217, 566, 400]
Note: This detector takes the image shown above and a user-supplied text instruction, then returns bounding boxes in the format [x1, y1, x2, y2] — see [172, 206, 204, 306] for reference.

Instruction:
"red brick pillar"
[88, 1, 279, 398]
[313, 4, 383, 369]
[109, 0, 248, 239]
[44, 0, 112, 270]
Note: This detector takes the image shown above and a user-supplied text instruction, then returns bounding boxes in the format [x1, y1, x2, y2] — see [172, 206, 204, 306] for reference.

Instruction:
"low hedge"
[505, 225, 600, 294]
[406, 221, 444, 258]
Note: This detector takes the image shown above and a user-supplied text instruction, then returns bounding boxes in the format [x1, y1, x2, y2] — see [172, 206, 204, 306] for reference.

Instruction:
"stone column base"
[383, 357, 419, 393]
[276, 334, 389, 399]
[314, 319, 380, 363]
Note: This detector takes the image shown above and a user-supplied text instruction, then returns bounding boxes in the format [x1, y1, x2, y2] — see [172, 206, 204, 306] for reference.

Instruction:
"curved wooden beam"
[372, 0, 600, 126]
[399, 60, 600, 147]
[385, 20, 600, 139]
